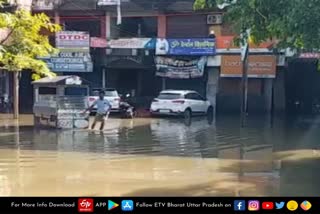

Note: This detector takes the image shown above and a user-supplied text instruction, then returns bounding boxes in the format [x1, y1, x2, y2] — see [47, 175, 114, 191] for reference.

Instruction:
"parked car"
[87, 88, 121, 113]
[150, 90, 213, 118]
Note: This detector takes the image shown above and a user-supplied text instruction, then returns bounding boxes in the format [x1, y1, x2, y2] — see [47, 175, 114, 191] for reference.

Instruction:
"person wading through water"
[84, 90, 111, 130]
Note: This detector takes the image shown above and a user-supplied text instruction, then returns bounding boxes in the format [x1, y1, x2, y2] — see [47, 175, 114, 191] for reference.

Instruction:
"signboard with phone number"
[39, 52, 93, 73]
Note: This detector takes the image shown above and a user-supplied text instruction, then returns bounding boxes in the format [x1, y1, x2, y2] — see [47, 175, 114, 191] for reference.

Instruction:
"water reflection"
[0, 115, 319, 196]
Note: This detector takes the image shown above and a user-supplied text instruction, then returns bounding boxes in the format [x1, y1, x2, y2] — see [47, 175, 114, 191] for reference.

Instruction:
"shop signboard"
[155, 56, 207, 79]
[216, 36, 274, 49]
[39, 52, 93, 73]
[56, 31, 90, 51]
[107, 38, 156, 49]
[90, 37, 108, 48]
[32, 0, 57, 10]
[97, 0, 118, 6]
[300, 53, 320, 58]
[221, 55, 276, 78]
[97, 0, 129, 6]
[156, 38, 216, 56]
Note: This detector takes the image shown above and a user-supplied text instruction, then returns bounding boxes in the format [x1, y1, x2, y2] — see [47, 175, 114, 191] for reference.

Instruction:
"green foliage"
[194, 0, 320, 50]
[0, 7, 61, 78]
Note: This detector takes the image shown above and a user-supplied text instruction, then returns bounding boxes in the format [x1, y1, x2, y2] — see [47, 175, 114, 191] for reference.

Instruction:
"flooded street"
[0, 114, 320, 196]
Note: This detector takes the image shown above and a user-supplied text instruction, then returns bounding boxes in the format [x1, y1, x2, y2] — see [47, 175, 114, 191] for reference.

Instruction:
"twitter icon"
[276, 202, 285, 209]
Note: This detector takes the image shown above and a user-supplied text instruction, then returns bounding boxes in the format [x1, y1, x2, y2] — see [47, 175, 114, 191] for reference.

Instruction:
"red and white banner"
[300, 53, 320, 59]
[56, 31, 90, 51]
[90, 37, 108, 48]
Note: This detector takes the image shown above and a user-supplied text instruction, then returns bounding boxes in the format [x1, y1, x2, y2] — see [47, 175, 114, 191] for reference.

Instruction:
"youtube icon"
[262, 202, 274, 210]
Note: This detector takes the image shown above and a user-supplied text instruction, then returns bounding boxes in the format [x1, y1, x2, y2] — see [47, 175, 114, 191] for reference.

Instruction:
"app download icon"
[122, 200, 134, 211]
[234, 200, 246, 211]
[108, 200, 119, 211]
[78, 198, 94, 212]
[300, 201, 312, 211]
[275, 202, 285, 209]
[287, 200, 298, 211]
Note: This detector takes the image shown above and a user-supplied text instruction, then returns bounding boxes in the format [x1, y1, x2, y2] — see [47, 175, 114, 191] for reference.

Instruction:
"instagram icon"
[248, 200, 260, 211]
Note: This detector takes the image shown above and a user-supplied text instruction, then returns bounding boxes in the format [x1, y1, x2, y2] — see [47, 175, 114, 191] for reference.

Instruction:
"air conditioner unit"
[207, 14, 223, 25]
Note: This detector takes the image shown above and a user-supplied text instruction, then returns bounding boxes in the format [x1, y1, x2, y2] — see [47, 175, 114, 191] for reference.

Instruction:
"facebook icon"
[234, 200, 246, 211]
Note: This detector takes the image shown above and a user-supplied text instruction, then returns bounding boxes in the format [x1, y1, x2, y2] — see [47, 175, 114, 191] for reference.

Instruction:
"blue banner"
[38, 51, 93, 73]
[156, 38, 216, 55]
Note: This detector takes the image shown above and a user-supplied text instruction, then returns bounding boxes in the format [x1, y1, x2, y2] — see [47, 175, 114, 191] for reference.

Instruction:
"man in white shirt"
[84, 91, 111, 130]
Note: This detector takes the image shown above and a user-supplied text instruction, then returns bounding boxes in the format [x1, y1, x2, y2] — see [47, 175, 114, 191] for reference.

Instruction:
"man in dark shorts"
[84, 91, 111, 130]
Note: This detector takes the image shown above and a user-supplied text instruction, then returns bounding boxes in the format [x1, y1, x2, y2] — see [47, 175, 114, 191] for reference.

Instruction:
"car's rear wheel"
[184, 108, 192, 120]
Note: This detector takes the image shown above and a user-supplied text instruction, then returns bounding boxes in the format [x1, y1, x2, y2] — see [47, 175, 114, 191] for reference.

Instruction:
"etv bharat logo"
[78, 199, 94, 212]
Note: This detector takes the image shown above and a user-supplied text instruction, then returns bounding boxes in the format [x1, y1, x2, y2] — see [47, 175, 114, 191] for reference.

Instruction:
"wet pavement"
[0, 114, 319, 196]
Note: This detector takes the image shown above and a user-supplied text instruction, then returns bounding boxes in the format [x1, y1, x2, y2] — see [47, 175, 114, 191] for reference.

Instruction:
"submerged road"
[0, 114, 319, 196]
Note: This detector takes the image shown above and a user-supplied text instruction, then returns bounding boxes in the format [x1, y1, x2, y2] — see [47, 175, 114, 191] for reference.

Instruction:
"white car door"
[196, 93, 209, 113]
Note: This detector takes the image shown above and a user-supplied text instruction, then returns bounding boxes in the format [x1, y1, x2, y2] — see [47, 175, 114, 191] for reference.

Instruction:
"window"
[158, 93, 183, 100]
[63, 20, 101, 37]
[186, 93, 203, 100]
[39, 87, 56, 95]
[194, 93, 204, 101]
[112, 17, 158, 38]
[65, 87, 88, 96]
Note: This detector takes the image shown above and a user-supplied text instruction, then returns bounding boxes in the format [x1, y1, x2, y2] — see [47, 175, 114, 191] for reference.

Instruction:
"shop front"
[104, 38, 159, 108]
[218, 54, 278, 114]
[155, 38, 216, 98]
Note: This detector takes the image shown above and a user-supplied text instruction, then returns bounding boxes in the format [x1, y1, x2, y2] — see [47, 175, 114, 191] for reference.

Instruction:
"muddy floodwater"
[0, 114, 319, 196]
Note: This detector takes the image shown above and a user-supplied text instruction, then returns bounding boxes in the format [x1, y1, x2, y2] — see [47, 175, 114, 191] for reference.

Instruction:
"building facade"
[27, 0, 286, 114]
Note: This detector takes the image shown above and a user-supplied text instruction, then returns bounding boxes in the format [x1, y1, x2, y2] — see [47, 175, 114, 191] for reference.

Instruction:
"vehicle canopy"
[32, 75, 89, 87]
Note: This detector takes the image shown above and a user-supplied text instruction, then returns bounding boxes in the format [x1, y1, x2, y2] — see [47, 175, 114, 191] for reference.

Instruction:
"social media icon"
[78, 198, 94, 212]
[262, 202, 274, 210]
[108, 200, 119, 211]
[248, 200, 260, 211]
[121, 200, 134, 211]
[234, 200, 246, 211]
[300, 200, 312, 211]
[287, 200, 298, 211]
[275, 202, 285, 209]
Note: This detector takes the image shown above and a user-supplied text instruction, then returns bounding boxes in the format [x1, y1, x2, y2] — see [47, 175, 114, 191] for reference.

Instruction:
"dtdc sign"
[58, 34, 89, 41]
[56, 31, 90, 50]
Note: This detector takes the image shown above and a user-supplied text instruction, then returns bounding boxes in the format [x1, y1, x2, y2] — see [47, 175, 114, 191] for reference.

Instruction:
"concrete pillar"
[264, 78, 273, 113]
[162, 78, 166, 90]
[157, 15, 167, 38]
[54, 11, 60, 25]
[274, 70, 286, 112]
[5, 72, 9, 97]
[102, 68, 106, 88]
[103, 12, 111, 88]
[105, 12, 111, 38]
[206, 68, 219, 112]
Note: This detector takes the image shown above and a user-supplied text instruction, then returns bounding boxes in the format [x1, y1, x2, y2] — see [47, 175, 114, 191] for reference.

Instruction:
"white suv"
[150, 90, 213, 118]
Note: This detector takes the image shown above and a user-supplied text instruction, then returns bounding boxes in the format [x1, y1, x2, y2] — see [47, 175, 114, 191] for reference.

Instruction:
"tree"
[0, 1, 61, 118]
[194, 0, 320, 50]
